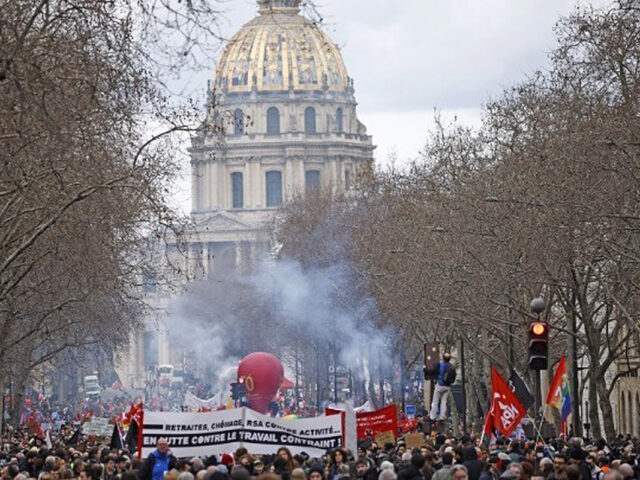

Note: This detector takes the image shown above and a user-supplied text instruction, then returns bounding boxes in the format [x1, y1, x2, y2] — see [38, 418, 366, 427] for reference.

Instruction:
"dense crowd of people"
[2, 424, 640, 480]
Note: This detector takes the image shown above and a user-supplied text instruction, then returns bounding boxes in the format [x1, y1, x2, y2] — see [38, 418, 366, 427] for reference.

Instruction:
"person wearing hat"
[429, 354, 456, 421]
[308, 464, 324, 480]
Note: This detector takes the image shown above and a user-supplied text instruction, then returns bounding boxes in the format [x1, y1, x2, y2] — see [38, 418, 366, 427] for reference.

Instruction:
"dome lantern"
[257, 0, 301, 14]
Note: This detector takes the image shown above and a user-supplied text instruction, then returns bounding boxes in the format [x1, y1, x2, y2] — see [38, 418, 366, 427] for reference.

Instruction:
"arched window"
[344, 169, 351, 189]
[266, 171, 282, 207]
[233, 109, 244, 136]
[305, 170, 320, 191]
[267, 107, 280, 135]
[336, 108, 343, 133]
[305, 107, 316, 134]
[231, 172, 243, 208]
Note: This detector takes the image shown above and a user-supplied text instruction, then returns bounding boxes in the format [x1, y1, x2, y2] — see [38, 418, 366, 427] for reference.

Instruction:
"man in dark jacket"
[138, 438, 177, 480]
[462, 447, 486, 480]
[398, 453, 426, 480]
[356, 459, 378, 480]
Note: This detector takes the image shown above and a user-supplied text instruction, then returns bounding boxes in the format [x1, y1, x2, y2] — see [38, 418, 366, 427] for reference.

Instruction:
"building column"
[205, 160, 213, 210]
[255, 160, 263, 207]
[202, 242, 210, 276]
[191, 161, 200, 212]
[246, 158, 253, 208]
[235, 242, 242, 268]
[297, 157, 305, 194]
[285, 157, 294, 201]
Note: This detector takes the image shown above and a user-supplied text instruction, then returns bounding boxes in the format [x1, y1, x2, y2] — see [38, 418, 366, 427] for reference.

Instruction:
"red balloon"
[237, 352, 284, 414]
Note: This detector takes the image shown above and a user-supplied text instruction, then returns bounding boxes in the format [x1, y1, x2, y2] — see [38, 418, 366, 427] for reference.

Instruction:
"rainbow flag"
[546, 355, 572, 422]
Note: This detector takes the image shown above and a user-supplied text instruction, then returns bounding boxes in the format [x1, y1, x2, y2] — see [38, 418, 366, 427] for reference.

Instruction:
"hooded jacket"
[462, 447, 486, 480]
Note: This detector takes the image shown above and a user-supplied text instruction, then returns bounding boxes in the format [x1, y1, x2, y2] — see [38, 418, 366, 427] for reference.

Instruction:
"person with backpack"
[428, 353, 456, 421]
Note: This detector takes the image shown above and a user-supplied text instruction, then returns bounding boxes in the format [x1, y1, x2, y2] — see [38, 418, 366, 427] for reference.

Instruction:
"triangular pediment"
[196, 211, 254, 232]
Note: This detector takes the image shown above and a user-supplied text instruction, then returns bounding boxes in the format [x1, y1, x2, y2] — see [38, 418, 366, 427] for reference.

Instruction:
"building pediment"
[196, 211, 254, 232]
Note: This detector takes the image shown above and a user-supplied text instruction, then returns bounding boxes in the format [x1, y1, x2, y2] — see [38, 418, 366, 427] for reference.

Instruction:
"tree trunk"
[588, 377, 602, 439]
[596, 377, 616, 441]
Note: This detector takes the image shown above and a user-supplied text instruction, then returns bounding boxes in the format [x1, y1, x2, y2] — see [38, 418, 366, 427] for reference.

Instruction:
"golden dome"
[214, 1, 350, 94]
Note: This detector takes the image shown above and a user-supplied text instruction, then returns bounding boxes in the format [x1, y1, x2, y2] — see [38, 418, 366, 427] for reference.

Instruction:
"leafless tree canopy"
[275, 1, 640, 438]
[0, 0, 223, 409]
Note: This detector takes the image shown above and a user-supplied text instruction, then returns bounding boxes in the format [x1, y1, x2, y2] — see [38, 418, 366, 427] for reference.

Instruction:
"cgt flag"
[485, 368, 526, 438]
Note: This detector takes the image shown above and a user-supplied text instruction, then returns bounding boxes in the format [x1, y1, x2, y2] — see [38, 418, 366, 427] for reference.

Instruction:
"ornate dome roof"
[213, 0, 350, 94]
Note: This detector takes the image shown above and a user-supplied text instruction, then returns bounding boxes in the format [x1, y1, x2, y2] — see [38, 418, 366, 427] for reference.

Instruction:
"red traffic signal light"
[531, 322, 546, 336]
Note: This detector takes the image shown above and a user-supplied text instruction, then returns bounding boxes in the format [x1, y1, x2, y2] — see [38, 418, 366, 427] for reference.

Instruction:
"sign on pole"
[83, 417, 111, 437]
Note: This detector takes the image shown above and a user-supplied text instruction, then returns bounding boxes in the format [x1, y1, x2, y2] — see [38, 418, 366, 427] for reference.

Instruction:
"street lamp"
[530, 297, 546, 316]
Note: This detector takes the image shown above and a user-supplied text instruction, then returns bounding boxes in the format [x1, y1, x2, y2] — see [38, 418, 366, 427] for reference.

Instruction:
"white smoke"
[164, 255, 396, 401]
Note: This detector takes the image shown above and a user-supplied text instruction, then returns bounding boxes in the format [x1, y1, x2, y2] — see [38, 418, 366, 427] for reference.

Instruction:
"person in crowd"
[357, 459, 378, 480]
[397, 453, 426, 480]
[432, 452, 454, 480]
[139, 438, 177, 480]
[308, 464, 324, 480]
[276, 448, 296, 474]
[427, 354, 456, 421]
[326, 449, 349, 480]
[452, 465, 469, 480]
[551, 455, 568, 480]
[462, 447, 485, 480]
[479, 456, 500, 480]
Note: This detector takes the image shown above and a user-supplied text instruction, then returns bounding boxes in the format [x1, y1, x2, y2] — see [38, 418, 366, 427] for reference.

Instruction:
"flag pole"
[535, 404, 547, 444]
[527, 413, 549, 448]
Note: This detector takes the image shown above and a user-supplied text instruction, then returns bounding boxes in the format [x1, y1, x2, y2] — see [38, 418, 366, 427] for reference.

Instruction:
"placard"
[405, 433, 425, 449]
[374, 430, 395, 446]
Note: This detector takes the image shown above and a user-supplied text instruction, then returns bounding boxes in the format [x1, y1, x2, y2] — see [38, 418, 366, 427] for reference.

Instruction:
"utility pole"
[460, 337, 467, 433]
[568, 306, 582, 436]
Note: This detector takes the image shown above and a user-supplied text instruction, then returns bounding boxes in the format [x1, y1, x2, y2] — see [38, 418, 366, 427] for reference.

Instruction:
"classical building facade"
[116, 0, 375, 386]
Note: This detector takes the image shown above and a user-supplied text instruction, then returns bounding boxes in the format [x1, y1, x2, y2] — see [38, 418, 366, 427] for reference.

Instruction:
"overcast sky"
[170, 0, 611, 211]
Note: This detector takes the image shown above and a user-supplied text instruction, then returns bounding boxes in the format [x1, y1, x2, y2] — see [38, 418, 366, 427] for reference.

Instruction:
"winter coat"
[462, 447, 486, 480]
[397, 464, 425, 480]
[138, 450, 177, 480]
[432, 466, 453, 480]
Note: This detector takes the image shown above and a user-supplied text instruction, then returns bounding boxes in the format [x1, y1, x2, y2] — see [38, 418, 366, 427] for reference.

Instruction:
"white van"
[84, 375, 101, 399]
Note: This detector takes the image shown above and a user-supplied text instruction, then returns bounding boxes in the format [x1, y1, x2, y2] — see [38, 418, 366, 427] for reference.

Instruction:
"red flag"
[483, 401, 495, 436]
[489, 368, 526, 438]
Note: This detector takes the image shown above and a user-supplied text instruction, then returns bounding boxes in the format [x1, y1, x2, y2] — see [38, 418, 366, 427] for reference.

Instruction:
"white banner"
[183, 392, 219, 410]
[83, 417, 112, 437]
[142, 408, 343, 458]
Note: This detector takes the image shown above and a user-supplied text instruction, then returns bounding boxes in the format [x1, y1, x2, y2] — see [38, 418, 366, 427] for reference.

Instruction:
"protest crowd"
[2, 418, 640, 480]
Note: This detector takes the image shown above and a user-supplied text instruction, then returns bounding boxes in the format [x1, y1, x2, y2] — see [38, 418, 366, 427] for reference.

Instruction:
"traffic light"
[230, 382, 246, 400]
[528, 321, 549, 370]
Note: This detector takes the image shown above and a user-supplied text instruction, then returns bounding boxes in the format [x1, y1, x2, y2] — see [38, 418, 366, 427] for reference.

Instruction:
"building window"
[305, 170, 320, 190]
[233, 109, 244, 136]
[305, 107, 316, 134]
[267, 107, 280, 135]
[345, 169, 351, 189]
[231, 172, 243, 208]
[336, 108, 343, 133]
[266, 171, 282, 207]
